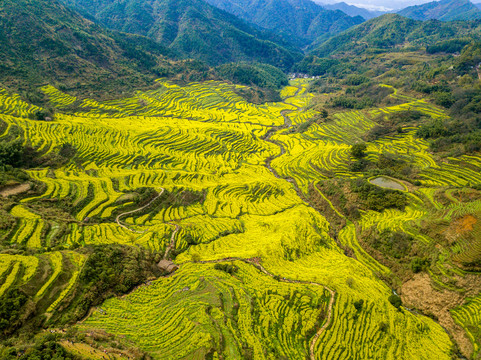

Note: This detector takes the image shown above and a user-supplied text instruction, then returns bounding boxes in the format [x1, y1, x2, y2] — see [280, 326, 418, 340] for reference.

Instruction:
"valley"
[2, 0, 481, 359]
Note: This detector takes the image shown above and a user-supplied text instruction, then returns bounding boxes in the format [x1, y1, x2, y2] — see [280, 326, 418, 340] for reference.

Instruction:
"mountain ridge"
[201, 0, 364, 45]
[321, 2, 385, 20]
[398, 0, 481, 21]
[60, 0, 303, 68]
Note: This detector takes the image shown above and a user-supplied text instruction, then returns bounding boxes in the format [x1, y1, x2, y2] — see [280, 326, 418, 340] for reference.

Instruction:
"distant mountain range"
[60, 0, 303, 68]
[201, 0, 364, 45]
[321, 2, 385, 20]
[319, 0, 481, 22]
[398, 0, 481, 21]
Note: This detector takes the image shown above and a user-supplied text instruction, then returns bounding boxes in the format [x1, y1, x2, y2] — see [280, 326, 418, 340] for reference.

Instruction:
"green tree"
[388, 294, 402, 309]
[350, 143, 367, 159]
[320, 109, 329, 119]
[0, 140, 23, 167]
[353, 299, 364, 311]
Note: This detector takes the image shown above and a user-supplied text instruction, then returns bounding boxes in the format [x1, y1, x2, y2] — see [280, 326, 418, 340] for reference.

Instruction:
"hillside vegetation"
[302, 13, 481, 156]
[0, 0, 292, 106]
[60, 0, 302, 68]
[203, 0, 363, 46]
[312, 14, 481, 57]
[0, 0, 178, 99]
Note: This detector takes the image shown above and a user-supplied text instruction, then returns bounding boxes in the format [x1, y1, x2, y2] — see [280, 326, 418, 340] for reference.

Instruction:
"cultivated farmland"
[1, 79, 480, 359]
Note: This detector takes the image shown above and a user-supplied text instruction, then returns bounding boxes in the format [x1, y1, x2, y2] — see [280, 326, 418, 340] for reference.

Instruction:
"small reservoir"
[369, 176, 406, 191]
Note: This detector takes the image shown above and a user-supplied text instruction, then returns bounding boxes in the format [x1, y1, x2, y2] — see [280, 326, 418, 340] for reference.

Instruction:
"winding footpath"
[163, 224, 180, 260]
[310, 286, 336, 359]
[115, 188, 165, 233]
[263, 86, 337, 359]
[115, 188, 180, 259]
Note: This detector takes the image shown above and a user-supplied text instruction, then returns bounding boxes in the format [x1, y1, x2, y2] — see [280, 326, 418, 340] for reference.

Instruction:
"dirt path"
[163, 224, 180, 260]
[115, 188, 164, 233]
[309, 286, 335, 360]
[115, 188, 180, 260]
[262, 87, 307, 199]
[0, 183, 31, 197]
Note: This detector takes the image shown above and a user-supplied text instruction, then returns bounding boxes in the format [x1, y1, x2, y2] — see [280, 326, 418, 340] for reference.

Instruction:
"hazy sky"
[317, 0, 438, 11]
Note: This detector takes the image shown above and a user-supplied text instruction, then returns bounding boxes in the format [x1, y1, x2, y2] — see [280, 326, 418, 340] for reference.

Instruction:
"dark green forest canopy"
[59, 0, 302, 68]
[202, 0, 363, 46]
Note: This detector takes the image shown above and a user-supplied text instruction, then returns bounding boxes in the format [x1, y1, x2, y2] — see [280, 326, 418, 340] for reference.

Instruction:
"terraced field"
[452, 294, 481, 359]
[0, 250, 86, 318]
[84, 261, 330, 359]
[1, 80, 480, 359]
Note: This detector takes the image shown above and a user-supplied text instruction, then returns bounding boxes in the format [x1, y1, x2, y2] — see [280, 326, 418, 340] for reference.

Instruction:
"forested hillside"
[311, 13, 481, 57]
[202, 0, 363, 45]
[0, 0, 177, 98]
[60, 0, 302, 68]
